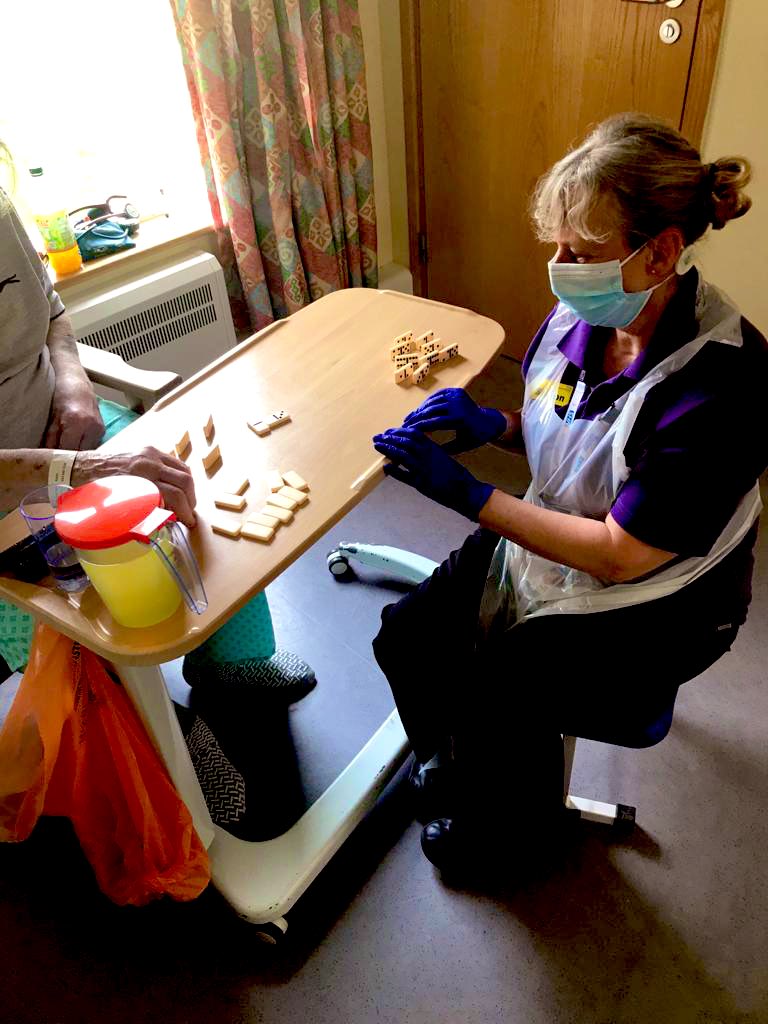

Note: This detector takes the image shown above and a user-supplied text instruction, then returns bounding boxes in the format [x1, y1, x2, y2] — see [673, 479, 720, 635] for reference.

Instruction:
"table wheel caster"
[327, 549, 352, 578]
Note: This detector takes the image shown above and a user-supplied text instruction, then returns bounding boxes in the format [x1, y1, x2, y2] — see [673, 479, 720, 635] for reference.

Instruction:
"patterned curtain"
[170, 0, 378, 331]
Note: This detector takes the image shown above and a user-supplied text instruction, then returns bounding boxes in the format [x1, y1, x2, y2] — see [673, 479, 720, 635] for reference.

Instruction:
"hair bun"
[708, 156, 752, 230]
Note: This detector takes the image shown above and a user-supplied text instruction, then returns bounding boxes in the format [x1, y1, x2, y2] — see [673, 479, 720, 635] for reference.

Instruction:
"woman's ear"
[648, 227, 685, 277]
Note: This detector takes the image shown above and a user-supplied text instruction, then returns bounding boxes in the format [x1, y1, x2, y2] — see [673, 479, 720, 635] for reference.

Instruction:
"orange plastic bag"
[0, 624, 209, 905]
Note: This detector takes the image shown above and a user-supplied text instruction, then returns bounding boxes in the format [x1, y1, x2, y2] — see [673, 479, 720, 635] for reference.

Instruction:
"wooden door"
[406, 0, 725, 358]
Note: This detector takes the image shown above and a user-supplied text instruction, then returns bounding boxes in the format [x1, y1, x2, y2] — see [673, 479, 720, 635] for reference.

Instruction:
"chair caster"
[248, 916, 289, 945]
[327, 549, 353, 579]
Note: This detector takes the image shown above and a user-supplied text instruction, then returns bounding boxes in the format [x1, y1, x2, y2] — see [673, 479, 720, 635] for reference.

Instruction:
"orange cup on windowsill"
[47, 243, 83, 275]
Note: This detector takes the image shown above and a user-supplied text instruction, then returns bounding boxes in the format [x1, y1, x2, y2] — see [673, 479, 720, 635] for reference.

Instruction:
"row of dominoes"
[389, 330, 459, 386]
[175, 407, 293, 477]
[211, 469, 310, 543]
[176, 409, 291, 451]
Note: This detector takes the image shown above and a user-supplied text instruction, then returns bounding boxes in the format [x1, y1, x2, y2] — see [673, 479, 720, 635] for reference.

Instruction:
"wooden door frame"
[401, 0, 728, 294]
[400, 0, 428, 296]
[681, 0, 728, 143]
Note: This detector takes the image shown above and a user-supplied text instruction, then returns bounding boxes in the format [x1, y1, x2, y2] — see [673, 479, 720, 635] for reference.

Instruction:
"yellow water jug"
[55, 475, 207, 628]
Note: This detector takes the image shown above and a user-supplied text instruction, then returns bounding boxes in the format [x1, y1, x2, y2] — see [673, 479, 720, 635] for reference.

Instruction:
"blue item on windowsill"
[74, 219, 136, 261]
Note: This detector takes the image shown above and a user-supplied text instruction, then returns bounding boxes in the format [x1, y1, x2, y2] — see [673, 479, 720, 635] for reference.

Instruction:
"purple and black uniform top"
[522, 269, 768, 625]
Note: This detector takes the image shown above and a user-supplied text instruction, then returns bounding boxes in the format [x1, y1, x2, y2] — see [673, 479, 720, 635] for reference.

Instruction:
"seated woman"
[0, 168, 314, 832]
[372, 113, 767, 873]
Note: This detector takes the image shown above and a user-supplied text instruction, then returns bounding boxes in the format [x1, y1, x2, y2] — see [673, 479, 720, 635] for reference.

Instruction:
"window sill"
[50, 213, 216, 295]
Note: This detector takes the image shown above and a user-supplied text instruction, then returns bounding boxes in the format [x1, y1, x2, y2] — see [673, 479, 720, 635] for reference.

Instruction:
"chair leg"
[562, 734, 577, 801]
[562, 734, 636, 829]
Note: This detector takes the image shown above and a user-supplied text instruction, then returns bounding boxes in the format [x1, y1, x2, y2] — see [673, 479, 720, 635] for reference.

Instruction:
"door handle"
[620, 0, 684, 5]
[659, 17, 682, 42]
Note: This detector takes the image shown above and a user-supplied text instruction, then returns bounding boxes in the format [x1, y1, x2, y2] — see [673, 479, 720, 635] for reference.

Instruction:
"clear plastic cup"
[19, 486, 89, 592]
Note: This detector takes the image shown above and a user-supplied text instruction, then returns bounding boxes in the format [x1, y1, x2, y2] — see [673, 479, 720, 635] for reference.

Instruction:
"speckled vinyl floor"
[1, 355, 767, 1024]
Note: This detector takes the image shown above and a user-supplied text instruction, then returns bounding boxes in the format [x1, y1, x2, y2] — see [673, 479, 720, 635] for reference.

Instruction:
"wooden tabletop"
[0, 289, 504, 664]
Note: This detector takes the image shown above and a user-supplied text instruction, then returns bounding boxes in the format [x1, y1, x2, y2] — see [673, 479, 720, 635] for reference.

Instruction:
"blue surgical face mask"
[548, 242, 671, 328]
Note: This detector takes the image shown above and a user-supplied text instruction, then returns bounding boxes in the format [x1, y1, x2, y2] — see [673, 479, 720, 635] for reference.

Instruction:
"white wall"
[699, 0, 768, 331]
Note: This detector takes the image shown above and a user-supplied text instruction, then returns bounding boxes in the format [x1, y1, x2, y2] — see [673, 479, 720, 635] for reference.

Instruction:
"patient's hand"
[72, 447, 198, 528]
[44, 376, 104, 451]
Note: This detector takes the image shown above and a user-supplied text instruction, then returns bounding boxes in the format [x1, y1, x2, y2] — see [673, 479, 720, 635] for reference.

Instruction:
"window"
[0, 0, 209, 240]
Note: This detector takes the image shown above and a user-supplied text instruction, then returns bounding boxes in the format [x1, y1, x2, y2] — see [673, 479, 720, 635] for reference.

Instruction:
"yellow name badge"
[530, 378, 554, 400]
[555, 383, 574, 408]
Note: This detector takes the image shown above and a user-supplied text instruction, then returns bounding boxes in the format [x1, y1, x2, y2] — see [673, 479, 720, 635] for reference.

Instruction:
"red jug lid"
[54, 475, 175, 550]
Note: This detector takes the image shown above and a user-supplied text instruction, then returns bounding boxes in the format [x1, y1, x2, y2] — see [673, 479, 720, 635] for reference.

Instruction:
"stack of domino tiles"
[210, 470, 310, 543]
[391, 329, 459, 386]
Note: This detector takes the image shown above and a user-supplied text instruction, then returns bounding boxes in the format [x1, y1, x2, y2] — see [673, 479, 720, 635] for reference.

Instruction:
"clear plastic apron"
[481, 279, 762, 630]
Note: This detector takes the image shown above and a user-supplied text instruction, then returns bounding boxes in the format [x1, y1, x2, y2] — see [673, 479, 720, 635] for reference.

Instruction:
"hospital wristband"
[48, 452, 78, 494]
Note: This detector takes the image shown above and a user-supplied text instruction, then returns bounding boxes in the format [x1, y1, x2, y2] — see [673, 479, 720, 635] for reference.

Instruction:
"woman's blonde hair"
[532, 112, 752, 248]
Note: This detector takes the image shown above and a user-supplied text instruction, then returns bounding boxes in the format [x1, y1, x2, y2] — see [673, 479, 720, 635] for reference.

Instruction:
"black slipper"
[182, 649, 317, 705]
[174, 705, 247, 829]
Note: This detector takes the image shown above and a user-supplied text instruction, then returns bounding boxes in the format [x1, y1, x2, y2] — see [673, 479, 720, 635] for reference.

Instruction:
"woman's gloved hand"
[401, 388, 507, 453]
[373, 427, 494, 521]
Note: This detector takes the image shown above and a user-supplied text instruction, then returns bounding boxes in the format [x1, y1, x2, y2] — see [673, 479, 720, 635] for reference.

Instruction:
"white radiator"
[67, 253, 237, 381]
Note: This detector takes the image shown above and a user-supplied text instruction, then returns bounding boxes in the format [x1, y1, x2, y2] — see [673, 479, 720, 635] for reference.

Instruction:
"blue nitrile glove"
[373, 427, 495, 521]
[401, 388, 507, 453]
